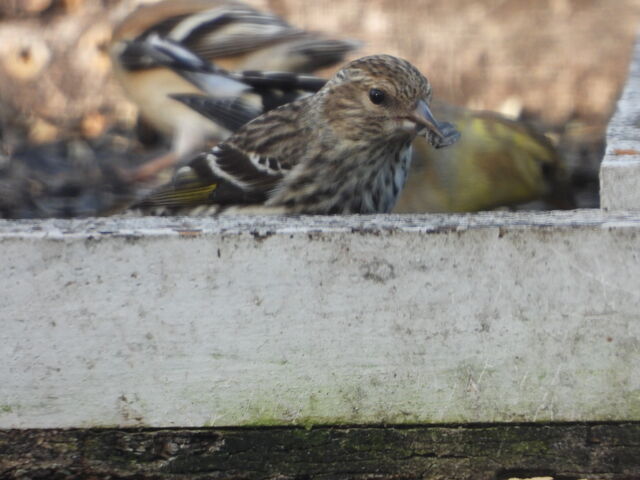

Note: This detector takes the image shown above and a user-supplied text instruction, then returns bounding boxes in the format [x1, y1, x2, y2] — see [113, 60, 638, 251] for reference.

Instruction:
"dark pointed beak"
[410, 100, 444, 137]
[409, 100, 461, 149]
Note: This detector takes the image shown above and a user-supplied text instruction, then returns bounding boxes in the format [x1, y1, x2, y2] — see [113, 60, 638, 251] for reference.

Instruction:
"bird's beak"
[409, 100, 443, 137]
[408, 100, 461, 149]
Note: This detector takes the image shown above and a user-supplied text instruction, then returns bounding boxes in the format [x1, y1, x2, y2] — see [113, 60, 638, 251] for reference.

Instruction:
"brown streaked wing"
[225, 95, 314, 174]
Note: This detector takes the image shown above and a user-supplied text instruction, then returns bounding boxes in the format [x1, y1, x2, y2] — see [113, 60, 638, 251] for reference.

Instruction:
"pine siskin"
[110, 0, 358, 179]
[126, 40, 571, 213]
[136, 55, 460, 215]
[394, 102, 575, 213]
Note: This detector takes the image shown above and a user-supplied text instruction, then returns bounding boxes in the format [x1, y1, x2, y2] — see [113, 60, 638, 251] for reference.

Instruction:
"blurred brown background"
[1, 0, 639, 206]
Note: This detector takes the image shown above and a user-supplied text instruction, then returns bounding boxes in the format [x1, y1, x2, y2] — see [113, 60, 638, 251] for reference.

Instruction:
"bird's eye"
[369, 88, 386, 105]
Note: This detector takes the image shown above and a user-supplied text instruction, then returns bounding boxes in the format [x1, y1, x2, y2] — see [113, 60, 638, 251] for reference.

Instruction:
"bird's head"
[322, 55, 459, 149]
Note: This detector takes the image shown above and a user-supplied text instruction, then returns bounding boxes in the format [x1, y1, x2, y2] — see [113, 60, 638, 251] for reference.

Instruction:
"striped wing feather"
[139, 98, 312, 210]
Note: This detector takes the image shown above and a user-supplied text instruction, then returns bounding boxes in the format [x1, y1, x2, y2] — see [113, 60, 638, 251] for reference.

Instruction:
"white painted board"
[1, 212, 640, 428]
[601, 34, 640, 210]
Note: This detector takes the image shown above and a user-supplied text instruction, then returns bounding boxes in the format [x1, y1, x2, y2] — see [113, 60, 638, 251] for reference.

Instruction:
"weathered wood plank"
[1, 424, 640, 479]
[1, 211, 640, 428]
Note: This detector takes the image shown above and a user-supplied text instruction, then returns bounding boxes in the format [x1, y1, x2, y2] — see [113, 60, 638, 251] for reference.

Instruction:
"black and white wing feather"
[136, 96, 314, 211]
[140, 35, 326, 134]
[114, 0, 358, 74]
[139, 34, 327, 96]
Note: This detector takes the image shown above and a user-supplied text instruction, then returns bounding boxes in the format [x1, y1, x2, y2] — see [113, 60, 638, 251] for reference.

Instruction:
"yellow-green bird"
[394, 102, 576, 213]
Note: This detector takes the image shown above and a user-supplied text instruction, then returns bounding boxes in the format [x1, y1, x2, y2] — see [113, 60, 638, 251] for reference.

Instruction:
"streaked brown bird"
[136, 55, 460, 215]
[394, 102, 575, 213]
[135, 42, 573, 214]
[110, 0, 358, 179]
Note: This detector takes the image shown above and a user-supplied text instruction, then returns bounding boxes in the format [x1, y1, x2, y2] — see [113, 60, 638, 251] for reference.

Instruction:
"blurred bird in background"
[127, 33, 327, 127]
[110, 0, 359, 180]
[395, 102, 576, 213]
[135, 55, 460, 215]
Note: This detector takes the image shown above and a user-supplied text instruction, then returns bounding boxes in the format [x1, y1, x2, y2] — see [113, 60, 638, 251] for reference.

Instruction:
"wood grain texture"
[1, 424, 640, 479]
